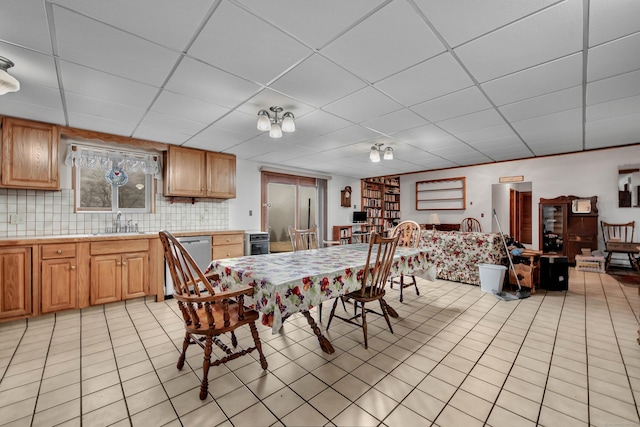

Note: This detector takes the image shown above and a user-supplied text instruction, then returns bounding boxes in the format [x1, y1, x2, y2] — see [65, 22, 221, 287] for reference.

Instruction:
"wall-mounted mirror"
[572, 199, 592, 213]
[618, 164, 640, 207]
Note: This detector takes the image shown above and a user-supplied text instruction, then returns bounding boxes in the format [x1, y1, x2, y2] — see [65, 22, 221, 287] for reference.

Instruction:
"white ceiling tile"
[528, 139, 583, 156]
[323, 87, 403, 124]
[587, 69, 640, 105]
[2, 83, 63, 111]
[361, 109, 430, 136]
[67, 111, 138, 137]
[132, 125, 191, 145]
[375, 53, 474, 107]
[60, 61, 157, 108]
[166, 57, 261, 108]
[321, 1, 445, 83]
[324, 125, 382, 144]
[414, 0, 559, 47]
[0, 43, 59, 90]
[586, 112, 640, 149]
[0, 99, 66, 126]
[457, 124, 520, 145]
[236, 89, 316, 121]
[589, 0, 640, 47]
[454, 0, 583, 82]
[64, 92, 146, 124]
[393, 124, 450, 146]
[294, 110, 352, 136]
[482, 53, 583, 106]
[499, 86, 583, 122]
[140, 111, 207, 135]
[411, 87, 493, 123]
[512, 108, 583, 146]
[53, 6, 180, 87]
[587, 32, 640, 82]
[184, 125, 252, 153]
[235, 0, 386, 49]
[210, 110, 262, 136]
[437, 109, 506, 134]
[587, 95, 640, 123]
[152, 91, 228, 124]
[0, 0, 53, 53]
[188, 1, 311, 85]
[270, 54, 367, 108]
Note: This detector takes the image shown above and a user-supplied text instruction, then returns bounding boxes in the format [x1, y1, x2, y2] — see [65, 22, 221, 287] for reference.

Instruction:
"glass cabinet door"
[541, 204, 564, 253]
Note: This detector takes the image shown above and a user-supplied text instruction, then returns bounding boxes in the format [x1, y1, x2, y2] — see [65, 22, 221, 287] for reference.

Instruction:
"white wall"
[399, 145, 640, 250]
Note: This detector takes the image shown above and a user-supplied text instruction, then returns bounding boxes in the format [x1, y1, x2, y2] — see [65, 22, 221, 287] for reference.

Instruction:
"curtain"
[64, 144, 160, 178]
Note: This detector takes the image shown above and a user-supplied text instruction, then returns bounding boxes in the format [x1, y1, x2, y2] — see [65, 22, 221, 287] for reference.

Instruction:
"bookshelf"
[332, 225, 353, 245]
[361, 176, 400, 234]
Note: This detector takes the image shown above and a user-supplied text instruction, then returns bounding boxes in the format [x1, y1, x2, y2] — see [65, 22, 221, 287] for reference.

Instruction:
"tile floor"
[1, 269, 640, 426]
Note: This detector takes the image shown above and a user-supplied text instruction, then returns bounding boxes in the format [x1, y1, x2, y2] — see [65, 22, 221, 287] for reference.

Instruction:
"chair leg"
[412, 275, 419, 296]
[325, 297, 340, 331]
[249, 321, 268, 370]
[317, 301, 322, 322]
[399, 275, 404, 303]
[200, 336, 213, 400]
[360, 302, 368, 349]
[379, 298, 394, 334]
[177, 331, 190, 370]
[231, 331, 238, 348]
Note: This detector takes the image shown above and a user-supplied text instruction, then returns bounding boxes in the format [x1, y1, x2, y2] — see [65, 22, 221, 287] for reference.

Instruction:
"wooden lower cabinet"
[90, 240, 149, 306]
[212, 232, 244, 259]
[0, 247, 33, 319]
[41, 243, 78, 314]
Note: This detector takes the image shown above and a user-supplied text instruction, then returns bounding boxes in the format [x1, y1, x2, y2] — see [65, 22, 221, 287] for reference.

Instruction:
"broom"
[493, 209, 530, 300]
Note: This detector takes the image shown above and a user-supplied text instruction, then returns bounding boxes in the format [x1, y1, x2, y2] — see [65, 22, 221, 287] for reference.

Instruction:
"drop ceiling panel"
[235, 0, 386, 49]
[236, 89, 315, 121]
[586, 112, 640, 149]
[324, 125, 382, 144]
[294, 110, 353, 136]
[456, 124, 521, 145]
[499, 86, 583, 123]
[209, 110, 262, 136]
[67, 112, 139, 137]
[52, 0, 216, 51]
[133, 125, 191, 145]
[587, 32, 640, 82]
[454, 0, 583, 83]
[0, 0, 53, 53]
[151, 91, 228, 124]
[323, 87, 403, 124]
[139, 111, 208, 135]
[4, 83, 62, 111]
[184, 126, 252, 152]
[0, 44, 60, 90]
[361, 109, 430, 136]
[481, 53, 583, 106]
[188, 1, 311, 85]
[411, 87, 493, 123]
[587, 95, 640, 123]
[166, 57, 261, 108]
[270, 54, 367, 108]
[437, 109, 506, 134]
[0, 99, 66, 125]
[60, 61, 158, 109]
[587, 69, 640, 105]
[589, 0, 640, 47]
[64, 92, 146, 125]
[375, 53, 474, 107]
[414, 0, 559, 48]
[52, 6, 180, 87]
[392, 124, 450, 145]
[321, 1, 445, 83]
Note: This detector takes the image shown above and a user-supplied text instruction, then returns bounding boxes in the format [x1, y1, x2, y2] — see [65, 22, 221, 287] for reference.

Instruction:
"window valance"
[64, 144, 160, 178]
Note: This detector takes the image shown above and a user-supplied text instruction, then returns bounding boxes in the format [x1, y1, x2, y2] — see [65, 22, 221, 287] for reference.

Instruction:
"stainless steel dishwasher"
[164, 235, 212, 297]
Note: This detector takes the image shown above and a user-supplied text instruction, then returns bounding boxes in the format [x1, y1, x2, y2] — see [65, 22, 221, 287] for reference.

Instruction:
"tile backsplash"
[0, 188, 229, 237]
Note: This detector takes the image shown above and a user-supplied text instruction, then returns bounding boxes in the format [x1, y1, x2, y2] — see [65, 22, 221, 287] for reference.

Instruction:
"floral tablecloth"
[208, 244, 431, 333]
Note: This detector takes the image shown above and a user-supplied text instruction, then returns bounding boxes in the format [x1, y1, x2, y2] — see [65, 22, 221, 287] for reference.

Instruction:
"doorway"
[492, 182, 533, 245]
[261, 171, 321, 253]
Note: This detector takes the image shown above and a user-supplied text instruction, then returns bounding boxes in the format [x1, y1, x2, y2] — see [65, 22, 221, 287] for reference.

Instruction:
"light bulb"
[257, 111, 271, 131]
[370, 146, 380, 162]
[281, 113, 295, 132]
[384, 147, 393, 160]
[269, 123, 282, 138]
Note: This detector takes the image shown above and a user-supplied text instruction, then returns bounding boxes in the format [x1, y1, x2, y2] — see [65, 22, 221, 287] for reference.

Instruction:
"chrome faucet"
[115, 211, 122, 233]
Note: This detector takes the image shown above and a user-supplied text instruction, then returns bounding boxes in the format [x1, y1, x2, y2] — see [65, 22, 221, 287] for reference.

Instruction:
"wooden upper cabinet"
[206, 152, 236, 198]
[164, 146, 206, 197]
[1, 117, 60, 190]
[164, 146, 236, 199]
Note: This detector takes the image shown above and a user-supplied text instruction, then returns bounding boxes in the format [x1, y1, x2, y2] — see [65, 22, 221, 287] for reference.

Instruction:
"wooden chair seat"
[160, 230, 267, 400]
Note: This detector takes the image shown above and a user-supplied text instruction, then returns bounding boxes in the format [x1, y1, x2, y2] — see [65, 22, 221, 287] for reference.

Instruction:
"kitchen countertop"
[0, 230, 245, 246]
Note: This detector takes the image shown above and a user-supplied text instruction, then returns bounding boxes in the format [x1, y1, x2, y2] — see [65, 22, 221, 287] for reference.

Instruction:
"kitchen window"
[65, 144, 159, 213]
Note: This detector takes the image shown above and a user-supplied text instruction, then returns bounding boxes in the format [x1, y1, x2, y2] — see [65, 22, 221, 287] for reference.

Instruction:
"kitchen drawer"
[212, 233, 243, 246]
[212, 244, 243, 260]
[91, 239, 149, 255]
[41, 243, 77, 259]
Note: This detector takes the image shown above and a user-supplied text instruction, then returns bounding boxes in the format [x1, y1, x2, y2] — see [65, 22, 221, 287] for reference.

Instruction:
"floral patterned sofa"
[419, 229, 507, 285]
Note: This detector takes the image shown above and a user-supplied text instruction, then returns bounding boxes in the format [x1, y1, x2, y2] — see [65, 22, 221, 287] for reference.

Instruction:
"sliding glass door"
[261, 172, 319, 253]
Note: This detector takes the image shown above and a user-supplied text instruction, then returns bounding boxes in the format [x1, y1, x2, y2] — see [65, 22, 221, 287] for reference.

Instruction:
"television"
[353, 211, 367, 223]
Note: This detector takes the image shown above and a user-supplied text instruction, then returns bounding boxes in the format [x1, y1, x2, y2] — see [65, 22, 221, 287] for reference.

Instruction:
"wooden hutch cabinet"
[539, 195, 598, 263]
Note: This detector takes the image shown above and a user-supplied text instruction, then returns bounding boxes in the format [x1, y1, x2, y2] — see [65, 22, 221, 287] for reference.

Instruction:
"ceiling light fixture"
[257, 106, 295, 138]
[369, 143, 393, 162]
[0, 56, 20, 95]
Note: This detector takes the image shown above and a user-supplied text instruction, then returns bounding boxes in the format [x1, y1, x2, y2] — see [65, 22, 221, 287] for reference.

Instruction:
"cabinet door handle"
[116, 261, 121, 266]
[57, 249, 62, 254]
[122, 262, 127, 266]
[70, 265, 76, 270]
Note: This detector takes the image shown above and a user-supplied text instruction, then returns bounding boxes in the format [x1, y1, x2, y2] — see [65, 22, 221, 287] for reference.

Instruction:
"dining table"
[207, 243, 432, 354]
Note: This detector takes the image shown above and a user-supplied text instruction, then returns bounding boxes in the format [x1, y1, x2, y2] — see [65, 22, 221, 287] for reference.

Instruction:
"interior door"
[510, 189, 532, 244]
